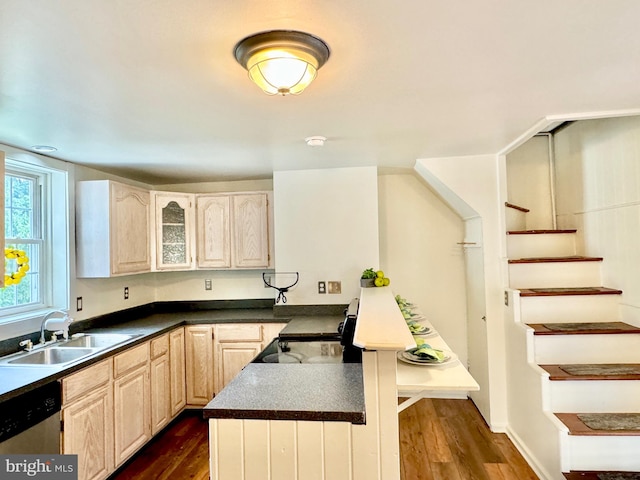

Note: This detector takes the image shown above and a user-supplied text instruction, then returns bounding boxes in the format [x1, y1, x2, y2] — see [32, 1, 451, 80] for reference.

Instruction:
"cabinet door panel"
[169, 328, 187, 417]
[62, 386, 114, 480]
[185, 326, 214, 405]
[216, 343, 262, 392]
[110, 182, 151, 275]
[196, 196, 231, 268]
[153, 193, 195, 270]
[150, 354, 170, 435]
[113, 364, 150, 467]
[232, 194, 269, 268]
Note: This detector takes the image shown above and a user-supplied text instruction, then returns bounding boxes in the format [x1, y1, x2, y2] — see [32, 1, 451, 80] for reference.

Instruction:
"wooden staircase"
[505, 202, 640, 479]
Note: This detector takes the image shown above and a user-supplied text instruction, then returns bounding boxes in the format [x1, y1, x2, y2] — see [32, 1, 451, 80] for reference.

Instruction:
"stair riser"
[549, 379, 640, 412]
[520, 295, 620, 324]
[566, 435, 640, 471]
[535, 334, 640, 364]
[507, 233, 577, 259]
[509, 262, 602, 289]
[506, 208, 527, 231]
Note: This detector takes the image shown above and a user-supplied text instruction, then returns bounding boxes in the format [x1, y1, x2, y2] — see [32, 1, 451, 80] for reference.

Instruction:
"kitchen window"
[2, 170, 44, 313]
[0, 153, 70, 336]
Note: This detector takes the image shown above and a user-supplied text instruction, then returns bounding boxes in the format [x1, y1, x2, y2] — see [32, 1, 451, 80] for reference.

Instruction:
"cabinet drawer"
[62, 359, 112, 404]
[216, 324, 262, 343]
[114, 343, 149, 377]
[150, 335, 169, 359]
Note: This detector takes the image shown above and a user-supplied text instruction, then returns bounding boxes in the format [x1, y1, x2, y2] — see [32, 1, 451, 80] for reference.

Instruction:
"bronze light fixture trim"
[234, 30, 330, 96]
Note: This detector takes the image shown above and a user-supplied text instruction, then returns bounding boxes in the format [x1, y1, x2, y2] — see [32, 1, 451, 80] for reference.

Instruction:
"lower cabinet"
[61, 360, 114, 480]
[61, 327, 186, 480]
[112, 342, 151, 468]
[60, 323, 283, 479]
[169, 327, 187, 417]
[150, 335, 171, 435]
[185, 325, 215, 406]
[185, 322, 286, 403]
[216, 342, 262, 392]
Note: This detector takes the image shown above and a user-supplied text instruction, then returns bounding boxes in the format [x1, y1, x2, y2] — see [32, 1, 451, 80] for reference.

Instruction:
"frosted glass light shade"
[234, 31, 330, 96]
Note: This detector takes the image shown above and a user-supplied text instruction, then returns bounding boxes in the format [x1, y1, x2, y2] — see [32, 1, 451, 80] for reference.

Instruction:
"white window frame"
[0, 148, 71, 340]
[3, 168, 47, 313]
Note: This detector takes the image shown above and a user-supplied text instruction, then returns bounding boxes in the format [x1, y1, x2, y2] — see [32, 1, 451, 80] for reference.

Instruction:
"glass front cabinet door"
[152, 192, 195, 270]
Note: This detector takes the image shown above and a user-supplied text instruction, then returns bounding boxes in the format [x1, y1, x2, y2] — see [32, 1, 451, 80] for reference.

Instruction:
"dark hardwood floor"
[399, 398, 538, 480]
[112, 399, 538, 480]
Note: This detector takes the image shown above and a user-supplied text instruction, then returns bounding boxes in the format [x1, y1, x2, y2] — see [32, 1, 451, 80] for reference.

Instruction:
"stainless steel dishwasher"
[0, 381, 61, 454]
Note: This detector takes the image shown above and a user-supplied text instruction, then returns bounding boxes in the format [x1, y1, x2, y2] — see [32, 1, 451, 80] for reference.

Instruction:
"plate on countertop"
[413, 329, 438, 338]
[407, 323, 431, 335]
[397, 350, 458, 366]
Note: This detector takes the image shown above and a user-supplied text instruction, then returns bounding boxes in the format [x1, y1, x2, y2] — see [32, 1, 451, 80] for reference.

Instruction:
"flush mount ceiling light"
[234, 30, 330, 96]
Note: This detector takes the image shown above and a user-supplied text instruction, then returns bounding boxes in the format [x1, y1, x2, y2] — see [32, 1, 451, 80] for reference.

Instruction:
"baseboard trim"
[505, 425, 558, 480]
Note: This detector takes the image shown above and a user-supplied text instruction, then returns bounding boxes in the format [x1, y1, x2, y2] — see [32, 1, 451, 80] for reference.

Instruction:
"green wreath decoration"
[4, 248, 30, 287]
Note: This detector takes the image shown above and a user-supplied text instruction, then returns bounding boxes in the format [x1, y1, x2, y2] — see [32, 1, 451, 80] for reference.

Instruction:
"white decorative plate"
[397, 350, 458, 366]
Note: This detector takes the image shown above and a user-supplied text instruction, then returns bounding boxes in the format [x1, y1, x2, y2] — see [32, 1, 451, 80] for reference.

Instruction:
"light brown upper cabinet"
[151, 192, 196, 271]
[77, 184, 272, 277]
[196, 192, 272, 269]
[76, 180, 152, 277]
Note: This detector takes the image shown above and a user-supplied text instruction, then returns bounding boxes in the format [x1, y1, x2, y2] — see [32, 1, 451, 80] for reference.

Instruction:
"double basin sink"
[0, 333, 141, 367]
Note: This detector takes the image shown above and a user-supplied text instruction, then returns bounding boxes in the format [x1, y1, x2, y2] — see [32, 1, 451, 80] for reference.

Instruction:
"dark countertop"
[278, 316, 343, 339]
[203, 363, 365, 424]
[0, 307, 282, 402]
[0, 301, 346, 403]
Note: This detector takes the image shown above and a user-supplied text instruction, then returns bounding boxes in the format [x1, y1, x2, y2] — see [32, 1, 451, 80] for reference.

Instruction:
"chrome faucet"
[40, 309, 73, 344]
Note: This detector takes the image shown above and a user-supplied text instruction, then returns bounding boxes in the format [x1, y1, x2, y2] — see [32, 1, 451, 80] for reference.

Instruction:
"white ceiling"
[1, 1, 640, 184]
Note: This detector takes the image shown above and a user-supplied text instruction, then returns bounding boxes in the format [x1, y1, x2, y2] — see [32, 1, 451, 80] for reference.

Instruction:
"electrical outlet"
[318, 281, 326, 294]
[328, 281, 341, 294]
[76, 297, 83, 312]
[205, 279, 212, 290]
[263, 274, 271, 288]
[320, 343, 329, 356]
[124, 287, 129, 300]
[504, 291, 509, 306]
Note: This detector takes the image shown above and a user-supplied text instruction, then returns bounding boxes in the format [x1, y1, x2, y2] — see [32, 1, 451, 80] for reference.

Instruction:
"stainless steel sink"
[60, 333, 137, 349]
[0, 333, 141, 367]
[3, 347, 97, 366]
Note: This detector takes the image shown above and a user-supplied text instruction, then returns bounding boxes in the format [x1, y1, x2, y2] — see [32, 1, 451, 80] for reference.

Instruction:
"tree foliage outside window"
[1, 171, 43, 312]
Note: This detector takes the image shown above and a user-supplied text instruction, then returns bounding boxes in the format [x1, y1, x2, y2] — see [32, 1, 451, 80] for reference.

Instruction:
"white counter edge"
[352, 286, 416, 351]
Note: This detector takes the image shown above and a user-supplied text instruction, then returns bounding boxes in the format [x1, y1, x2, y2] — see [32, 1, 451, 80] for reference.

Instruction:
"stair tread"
[520, 287, 622, 297]
[556, 413, 640, 436]
[540, 363, 640, 380]
[528, 322, 640, 335]
[564, 472, 640, 480]
[507, 229, 577, 234]
[509, 255, 603, 264]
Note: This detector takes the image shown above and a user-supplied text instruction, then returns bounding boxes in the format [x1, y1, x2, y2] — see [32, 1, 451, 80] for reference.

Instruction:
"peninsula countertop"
[203, 363, 365, 424]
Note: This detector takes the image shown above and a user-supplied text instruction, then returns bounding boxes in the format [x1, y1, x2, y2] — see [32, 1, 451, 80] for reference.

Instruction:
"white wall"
[377, 172, 468, 365]
[414, 154, 508, 431]
[506, 135, 554, 230]
[554, 115, 640, 326]
[273, 167, 379, 305]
